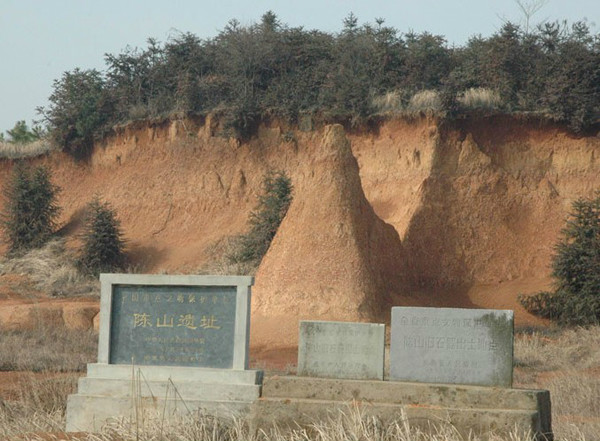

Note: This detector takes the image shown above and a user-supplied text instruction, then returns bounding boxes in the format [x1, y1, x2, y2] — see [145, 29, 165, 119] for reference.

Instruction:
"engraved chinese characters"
[390, 307, 514, 387]
[298, 320, 385, 380]
[110, 285, 236, 368]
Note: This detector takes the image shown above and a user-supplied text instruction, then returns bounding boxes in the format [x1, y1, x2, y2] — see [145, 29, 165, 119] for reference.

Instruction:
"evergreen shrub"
[1, 163, 60, 254]
[78, 198, 126, 276]
[228, 170, 293, 265]
[520, 193, 600, 325]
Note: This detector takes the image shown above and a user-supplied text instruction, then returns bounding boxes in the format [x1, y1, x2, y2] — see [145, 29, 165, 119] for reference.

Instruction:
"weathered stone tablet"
[390, 307, 513, 387]
[110, 285, 236, 368]
[98, 274, 252, 369]
[67, 274, 261, 432]
[298, 320, 385, 380]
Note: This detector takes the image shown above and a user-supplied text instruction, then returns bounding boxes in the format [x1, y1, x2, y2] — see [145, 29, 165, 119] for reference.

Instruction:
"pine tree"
[553, 196, 600, 296]
[520, 193, 600, 324]
[6, 120, 41, 144]
[29, 166, 61, 245]
[78, 198, 126, 276]
[1, 163, 60, 253]
[229, 171, 293, 264]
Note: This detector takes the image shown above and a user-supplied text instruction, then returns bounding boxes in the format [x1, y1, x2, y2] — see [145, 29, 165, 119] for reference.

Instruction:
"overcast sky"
[1, 0, 598, 135]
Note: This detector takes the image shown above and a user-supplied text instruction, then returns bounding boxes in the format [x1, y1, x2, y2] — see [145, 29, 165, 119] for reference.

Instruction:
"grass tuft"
[0, 238, 99, 297]
[0, 140, 57, 160]
[0, 325, 97, 372]
[458, 88, 503, 111]
[513, 326, 600, 371]
[0, 373, 78, 437]
[198, 237, 259, 276]
[407, 90, 443, 116]
[372, 89, 445, 117]
[372, 90, 408, 114]
[514, 326, 600, 441]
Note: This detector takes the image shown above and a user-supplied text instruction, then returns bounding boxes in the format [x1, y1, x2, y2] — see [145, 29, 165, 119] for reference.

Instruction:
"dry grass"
[373, 87, 503, 117]
[197, 236, 259, 276]
[372, 90, 444, 117]
[199, 258, 258, 276]
[0, 372, 78, 437]
[0, 239, 99, 297]
[0, 327, 598, 440]
[458, 88, 503, 111]
[0, 325, 97, 372]
[0, 319, 94, 437]
[514, 327, 600, 371]
[372, 90, 408, 114]
[514, 326, 600, 441]
[406, 90, 443, 116]
[62, 405, 539, 441]
[0, 139, 57, 159]
[547, 373, 600, 440]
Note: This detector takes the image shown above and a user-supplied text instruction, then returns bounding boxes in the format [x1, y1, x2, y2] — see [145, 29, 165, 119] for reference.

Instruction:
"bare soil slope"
[1, 116, 599, 347]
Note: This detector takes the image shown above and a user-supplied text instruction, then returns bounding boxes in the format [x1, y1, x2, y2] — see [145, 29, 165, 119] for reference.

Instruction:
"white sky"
[1, 0, 598, 134]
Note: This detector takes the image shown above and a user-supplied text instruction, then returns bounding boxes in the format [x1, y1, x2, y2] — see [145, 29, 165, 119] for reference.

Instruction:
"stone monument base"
[66, 363, 262, 432]
[250, 376, 552, 440]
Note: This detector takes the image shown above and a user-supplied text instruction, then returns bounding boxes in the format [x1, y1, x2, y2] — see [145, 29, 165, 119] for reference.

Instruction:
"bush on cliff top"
[38, 13, 600, 157]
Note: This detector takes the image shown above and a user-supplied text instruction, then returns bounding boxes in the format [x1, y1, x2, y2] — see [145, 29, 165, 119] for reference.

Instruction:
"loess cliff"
[0, 116, 599, 348]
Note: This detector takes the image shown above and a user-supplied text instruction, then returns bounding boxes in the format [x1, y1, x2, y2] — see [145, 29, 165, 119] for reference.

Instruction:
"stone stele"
[298, 320, 385, 380]
[390, 307, 514, 387]
[66, 273, 261, 432]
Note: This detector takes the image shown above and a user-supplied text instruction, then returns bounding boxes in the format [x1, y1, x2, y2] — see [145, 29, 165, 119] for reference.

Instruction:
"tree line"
[37, 12, 600, 157]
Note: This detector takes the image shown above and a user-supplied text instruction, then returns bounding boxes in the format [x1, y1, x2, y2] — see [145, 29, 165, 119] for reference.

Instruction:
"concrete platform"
[85, 363, 262, 383]
[67, 395, 253, 433]
[77, 377, 260, 401]
[66, 363, 262, 432]
[67, 368, 552, 440]
[250, 376, 552, 440]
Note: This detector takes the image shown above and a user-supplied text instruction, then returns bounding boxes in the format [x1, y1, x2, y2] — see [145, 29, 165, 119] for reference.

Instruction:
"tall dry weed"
[514, 326, 600, 441]
[372, 89, 444, 117]
[542, 372, 600, 440]
[0, 325, 97, 372]
[74, 405, 539, 441]
[457, 88, 503, 111]
[0, 238, 99, 297]
[0, 139, 56, 159]
[514, 327, 600, 371]
[0, 372, 78, 437]
[372, 90, 408, 114]
[407, 90, 443, 116]
[198, 237, 258, 276]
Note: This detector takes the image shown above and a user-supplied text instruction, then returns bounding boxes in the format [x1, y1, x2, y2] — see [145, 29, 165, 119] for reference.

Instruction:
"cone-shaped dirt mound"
[251, 125, 406, 348]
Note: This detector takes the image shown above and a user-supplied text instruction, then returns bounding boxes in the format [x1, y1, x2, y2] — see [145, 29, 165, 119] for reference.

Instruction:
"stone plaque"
[390, 307, 514, 387]
[298, 320, 385, 380]
[110, 285, 236, 368]
[66, 274, 259, 432]
[97, 274, 253, 370]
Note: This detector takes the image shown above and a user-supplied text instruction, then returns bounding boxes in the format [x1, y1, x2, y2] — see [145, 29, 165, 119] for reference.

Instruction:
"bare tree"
[515, 0, 549, 34]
